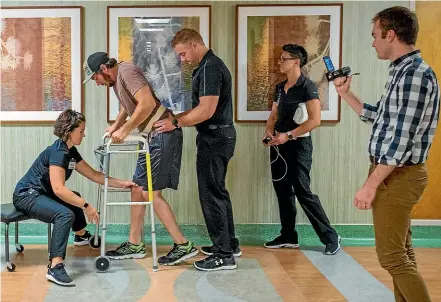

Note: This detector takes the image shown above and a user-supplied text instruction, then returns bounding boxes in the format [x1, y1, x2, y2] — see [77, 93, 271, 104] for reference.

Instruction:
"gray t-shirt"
[113, 62, 170, 132]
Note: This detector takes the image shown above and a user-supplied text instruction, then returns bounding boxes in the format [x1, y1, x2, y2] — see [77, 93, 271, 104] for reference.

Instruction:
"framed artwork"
[236, 4, 343, 122]
[0, 6, 83, 123]
[107, 6, 211, 122]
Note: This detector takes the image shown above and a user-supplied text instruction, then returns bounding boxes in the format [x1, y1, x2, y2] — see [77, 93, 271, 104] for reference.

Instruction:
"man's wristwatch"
[172, 118, 180, 128]
[83, 202, 89, 209]
[287, 131, 296, 140]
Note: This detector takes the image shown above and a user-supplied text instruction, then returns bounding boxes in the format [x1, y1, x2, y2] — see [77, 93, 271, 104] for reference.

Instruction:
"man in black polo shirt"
[155, 28, 240, 271]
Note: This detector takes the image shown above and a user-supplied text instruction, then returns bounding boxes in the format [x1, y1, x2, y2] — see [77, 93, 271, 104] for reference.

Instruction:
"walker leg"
[141, 217, 145, 245]
[94, 183, 102, 247]
[150, 203, 158, 271]
[100, 153, 111, 257]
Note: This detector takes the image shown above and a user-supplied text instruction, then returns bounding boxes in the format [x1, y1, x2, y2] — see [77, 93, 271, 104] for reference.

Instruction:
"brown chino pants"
[369, 163, 431, 302]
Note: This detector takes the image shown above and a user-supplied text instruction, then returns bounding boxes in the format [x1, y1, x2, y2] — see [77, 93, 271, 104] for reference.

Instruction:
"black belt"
[198, 124, 232, 131]
[369, 156, 415, 167]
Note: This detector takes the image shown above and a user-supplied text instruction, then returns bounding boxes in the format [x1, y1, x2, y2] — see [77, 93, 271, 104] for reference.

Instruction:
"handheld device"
[262, 137, 272, 144]
[323, 56, 358, 81]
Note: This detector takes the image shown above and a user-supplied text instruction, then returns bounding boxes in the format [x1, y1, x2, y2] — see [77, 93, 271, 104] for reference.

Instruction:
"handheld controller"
[323, 56, 359, 81]
[263, 137, 272, 144]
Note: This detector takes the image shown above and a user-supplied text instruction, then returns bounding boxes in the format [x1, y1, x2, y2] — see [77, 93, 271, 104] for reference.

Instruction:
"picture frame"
[107, 5, 211, 122]
[236, 4, 343, 122]
[0, 6, 83, 123]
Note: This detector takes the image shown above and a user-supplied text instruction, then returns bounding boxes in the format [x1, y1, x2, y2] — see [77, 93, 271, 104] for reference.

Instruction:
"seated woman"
[12, 109, 136, 286]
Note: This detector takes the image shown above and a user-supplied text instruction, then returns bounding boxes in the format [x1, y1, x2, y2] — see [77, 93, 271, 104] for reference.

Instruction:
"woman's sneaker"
[105, 242, 146, 259]
[200, 246, 242, 257]
[46, 263, 75, 286]
[324, 236, 342, 255]
[74, 230, 92, 246]
[158, 242, 199, 266]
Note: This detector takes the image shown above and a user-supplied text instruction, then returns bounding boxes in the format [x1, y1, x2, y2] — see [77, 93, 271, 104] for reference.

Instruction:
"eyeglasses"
[278, 57, 298, 63]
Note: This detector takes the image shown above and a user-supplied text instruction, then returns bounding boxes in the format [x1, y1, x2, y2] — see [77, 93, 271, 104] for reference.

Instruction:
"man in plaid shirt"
[334, 6, 439, 302]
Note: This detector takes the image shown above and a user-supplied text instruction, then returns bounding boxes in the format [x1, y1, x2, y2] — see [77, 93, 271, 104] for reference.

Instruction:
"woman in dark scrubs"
[13, 109, 136, 286]
[263, 44, 341, 255]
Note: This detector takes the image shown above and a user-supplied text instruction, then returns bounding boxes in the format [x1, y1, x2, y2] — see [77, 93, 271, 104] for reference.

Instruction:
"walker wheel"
[6, 262, 16, 272]
[89, 235, 101, 249]
[94, 256, 110, 272]
[16, 244, 24, 253]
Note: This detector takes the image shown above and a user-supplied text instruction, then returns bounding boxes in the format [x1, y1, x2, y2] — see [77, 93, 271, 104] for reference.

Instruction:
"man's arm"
[176, 96, 218, 127]
[353, 164, 395, 210]
[119, 85, 157, 134]
[334, 76, 378, 123]
[175, 110, 192, 119]
[364, 164, 395, 189]
[112, 106, 128, 130]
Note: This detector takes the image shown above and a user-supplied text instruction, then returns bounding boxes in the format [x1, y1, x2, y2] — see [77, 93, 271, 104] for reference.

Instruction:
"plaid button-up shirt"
[360, 50, 440, 166]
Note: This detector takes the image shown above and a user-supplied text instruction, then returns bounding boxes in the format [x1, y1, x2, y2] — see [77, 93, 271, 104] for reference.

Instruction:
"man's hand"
[333, 76, 352, 95]
[262, 129, 274, 146]
[353, 184, 377, 210]
[84, 204, 100, 223]
[154, 115, 176, 133]
[268, 132, 289, 146]
[105, 124, 118, 137]
[111, 128, 129, 144]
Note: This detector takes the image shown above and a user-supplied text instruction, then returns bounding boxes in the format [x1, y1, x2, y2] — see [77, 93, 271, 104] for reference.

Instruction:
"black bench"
[1, 203, 51, 272]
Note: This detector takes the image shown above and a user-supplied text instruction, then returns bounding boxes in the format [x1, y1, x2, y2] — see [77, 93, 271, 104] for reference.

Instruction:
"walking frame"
[90, 133, 158, 273]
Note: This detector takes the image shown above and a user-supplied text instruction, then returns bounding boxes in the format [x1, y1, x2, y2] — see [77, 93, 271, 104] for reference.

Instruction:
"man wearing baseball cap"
[83, 52, 199, 265]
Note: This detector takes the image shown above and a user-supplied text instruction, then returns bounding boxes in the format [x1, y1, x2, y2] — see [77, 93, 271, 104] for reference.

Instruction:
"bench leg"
[5, 223, 10, 263]
[5, 223, 16, 272]
[14, 222, 24, 253]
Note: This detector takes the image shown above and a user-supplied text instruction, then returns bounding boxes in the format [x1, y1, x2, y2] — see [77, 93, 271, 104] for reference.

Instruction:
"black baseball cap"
[83, 52, 109, 83]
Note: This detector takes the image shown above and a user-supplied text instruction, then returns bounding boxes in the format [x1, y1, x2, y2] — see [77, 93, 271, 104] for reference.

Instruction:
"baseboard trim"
[1, 223, 440, 248]
[411, 219, 441, 226]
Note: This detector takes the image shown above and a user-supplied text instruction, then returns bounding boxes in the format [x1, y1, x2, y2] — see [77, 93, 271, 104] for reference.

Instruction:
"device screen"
[323, 56, 335, 72]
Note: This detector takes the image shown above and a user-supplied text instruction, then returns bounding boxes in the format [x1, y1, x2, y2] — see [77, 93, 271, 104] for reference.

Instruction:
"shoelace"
[53, 263, 69, 278]
[205, 254, 219, 262]
[116, 241, 130, 251]
[166, 244, 179, 257]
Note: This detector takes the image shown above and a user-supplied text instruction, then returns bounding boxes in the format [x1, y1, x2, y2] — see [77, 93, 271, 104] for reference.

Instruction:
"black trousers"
[196, 126, 239, 257]
[13, 190, 86, 259]
[270, 137, 338, 245]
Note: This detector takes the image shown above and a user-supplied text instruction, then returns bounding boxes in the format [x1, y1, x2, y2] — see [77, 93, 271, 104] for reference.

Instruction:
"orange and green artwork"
[1, 17, 72, 112]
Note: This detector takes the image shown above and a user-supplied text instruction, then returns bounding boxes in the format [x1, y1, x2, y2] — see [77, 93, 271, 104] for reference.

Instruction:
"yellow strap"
[137, 142, 154, 202]
[145, 152, 154, 202]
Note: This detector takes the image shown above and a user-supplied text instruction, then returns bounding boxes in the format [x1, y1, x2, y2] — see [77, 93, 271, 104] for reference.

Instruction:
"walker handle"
[105, 134, 148, 150]
[102, 132, 110, 144]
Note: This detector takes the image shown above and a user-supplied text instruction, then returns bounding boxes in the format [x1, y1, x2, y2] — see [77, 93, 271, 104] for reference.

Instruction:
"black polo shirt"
[191, 49, 233, 131]
[14, 139, 83, 198]
[274, 74, 319, 133]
